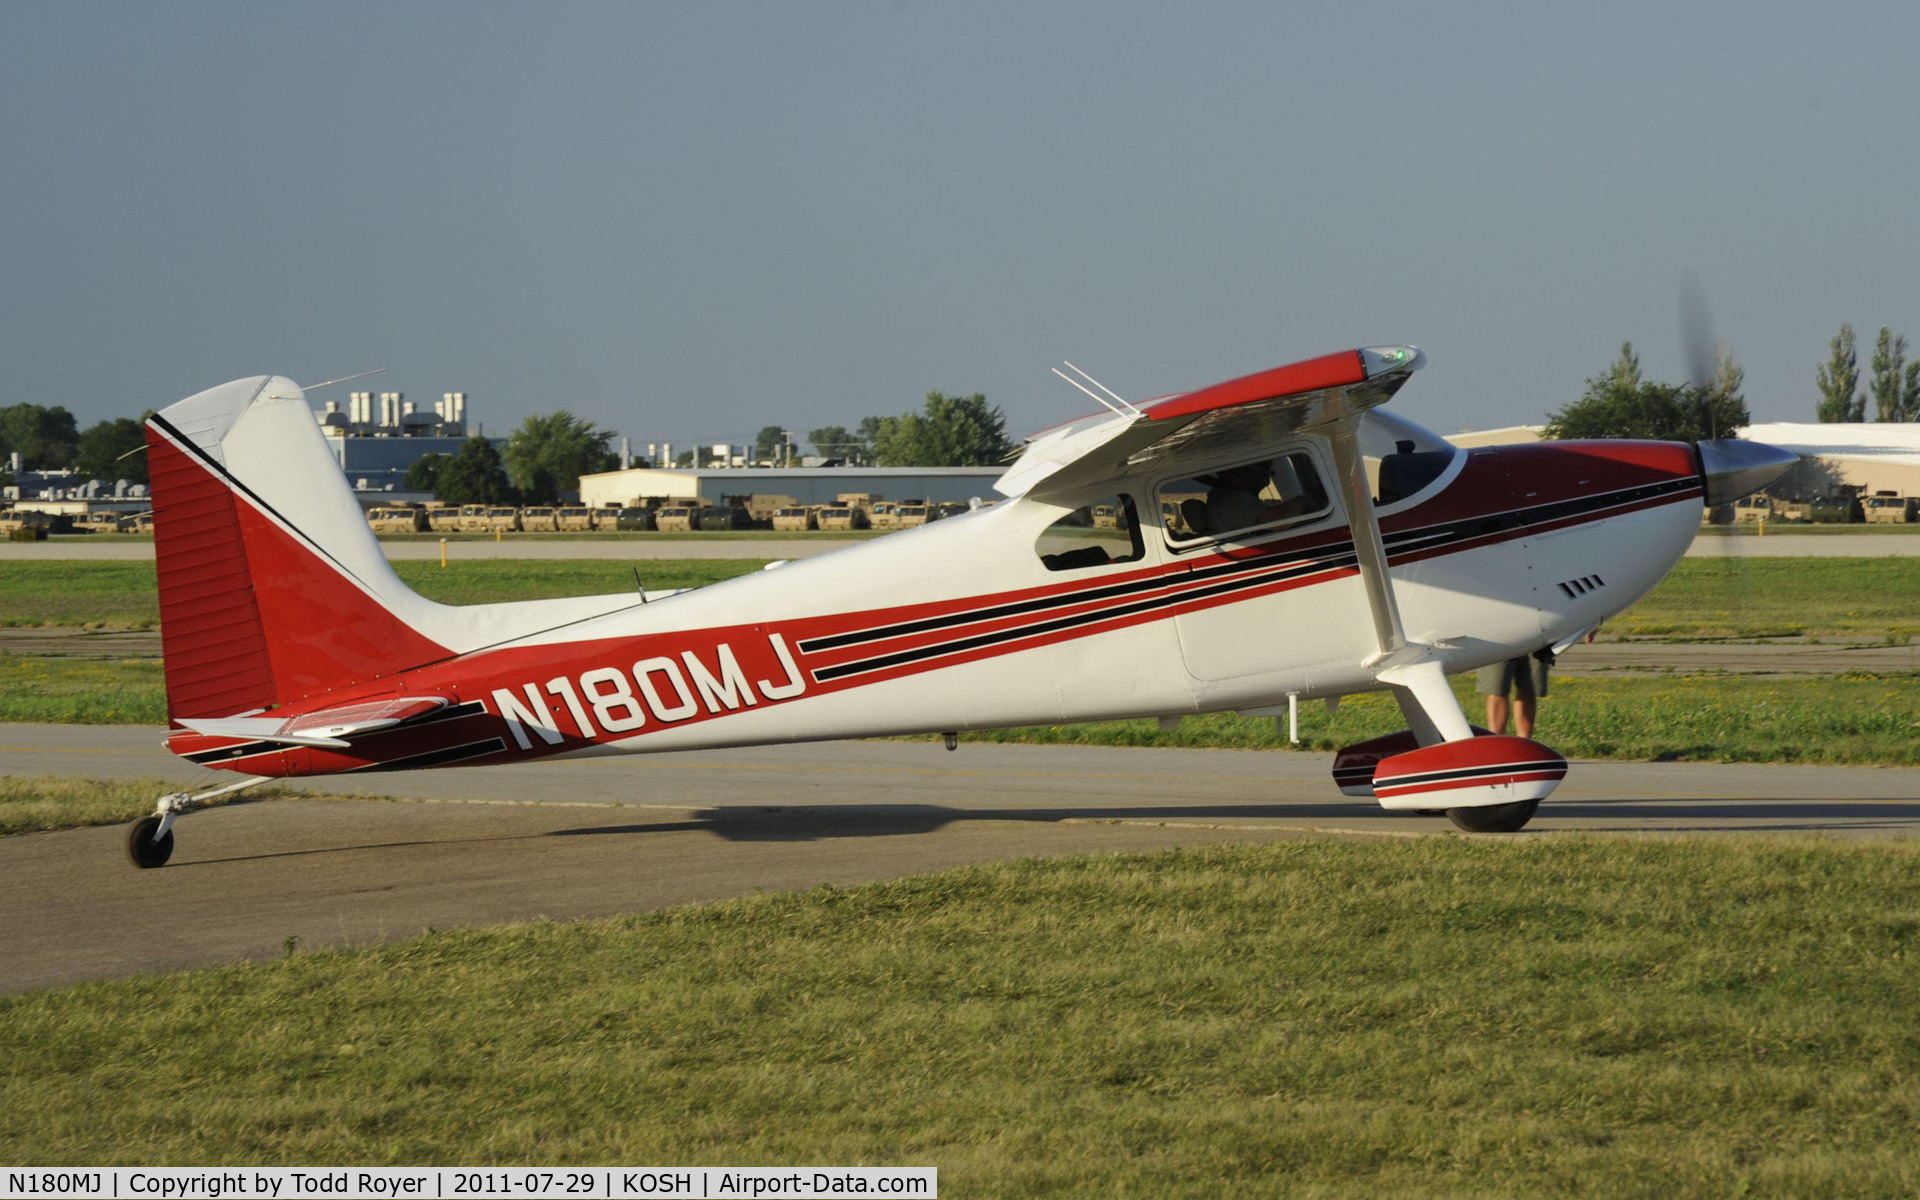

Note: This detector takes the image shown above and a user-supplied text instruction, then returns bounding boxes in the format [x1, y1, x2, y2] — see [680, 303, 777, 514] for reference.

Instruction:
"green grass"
[389, 558, 767, 605]
[1612, 556, 1920, 640]
[6, 556, 1918, 640]
[0, 775, 278, 836]
[8, 655, 1919, 766]
[0, 562, 161, 628]
[0, 560, 771, 627]
[955, 671, 1920, 765]
[0, 655, 167, 723]
[4, 837, 1920, 1195]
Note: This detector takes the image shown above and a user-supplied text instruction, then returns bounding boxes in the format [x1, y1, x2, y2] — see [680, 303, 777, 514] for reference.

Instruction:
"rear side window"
[1036, 495, 1144, 571]
[1159, 451, 1330, 543]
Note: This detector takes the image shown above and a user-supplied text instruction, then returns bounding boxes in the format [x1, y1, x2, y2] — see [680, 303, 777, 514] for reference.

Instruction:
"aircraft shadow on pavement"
[548, 802, 1375, 843]
[175, 795, 1920, 868]
[547, 796, 1920, 842]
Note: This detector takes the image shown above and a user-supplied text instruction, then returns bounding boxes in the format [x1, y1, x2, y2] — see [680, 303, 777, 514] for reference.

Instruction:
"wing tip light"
[1360, 345, 1426, 377]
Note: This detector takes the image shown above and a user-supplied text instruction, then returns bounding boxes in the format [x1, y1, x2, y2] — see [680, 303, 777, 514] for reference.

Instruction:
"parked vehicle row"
[357, 495, 978, 534]
[1712, 490, 1918, 525]
[0, 493, 983, 539]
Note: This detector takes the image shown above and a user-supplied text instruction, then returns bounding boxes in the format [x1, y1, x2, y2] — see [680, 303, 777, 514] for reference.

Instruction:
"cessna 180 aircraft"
[126, 346, 1796, 867]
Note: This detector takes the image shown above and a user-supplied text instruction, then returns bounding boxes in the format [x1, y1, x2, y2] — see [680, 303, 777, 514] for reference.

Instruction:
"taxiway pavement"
[6, 724, 1920, 993]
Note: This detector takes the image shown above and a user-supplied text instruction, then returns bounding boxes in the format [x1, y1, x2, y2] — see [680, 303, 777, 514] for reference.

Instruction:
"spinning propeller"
[1683, 272, 1799, 506]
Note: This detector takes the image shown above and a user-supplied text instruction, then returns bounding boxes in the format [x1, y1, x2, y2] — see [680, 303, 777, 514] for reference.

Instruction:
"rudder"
[146, 376, 452, 721]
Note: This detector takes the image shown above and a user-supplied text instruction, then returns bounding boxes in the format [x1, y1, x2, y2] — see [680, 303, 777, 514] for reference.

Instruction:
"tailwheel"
[122, 775, 271, 868]
[1447, 798, 1539, 833]
[126, 815, 175, 869]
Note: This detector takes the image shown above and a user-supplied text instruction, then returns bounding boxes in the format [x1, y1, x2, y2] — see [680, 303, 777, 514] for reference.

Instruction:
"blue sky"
[4, 2, 1916, 452]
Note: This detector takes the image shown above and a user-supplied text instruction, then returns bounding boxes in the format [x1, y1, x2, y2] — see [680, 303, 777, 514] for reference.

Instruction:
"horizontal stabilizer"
[176, 696, 450, 749]
[174, 718, 351, 749]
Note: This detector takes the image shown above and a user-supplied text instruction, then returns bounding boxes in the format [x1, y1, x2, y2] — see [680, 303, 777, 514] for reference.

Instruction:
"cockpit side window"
[1357, 409, 1459, 507]
[1158, 450, 1331, 543]
[1373, 439, 1453, 505]
[1036, 494, 1145, 571]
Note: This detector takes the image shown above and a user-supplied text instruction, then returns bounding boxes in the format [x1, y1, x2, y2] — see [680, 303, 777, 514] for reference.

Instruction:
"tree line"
[407, 412, 619, 505]
[0, 405, 150, 485]
[1544, 321, 1920, 440]
[0, 385, 1014, 503]
[416, 390, 1014, 505]
[806, 391, 1012, 468]
[1542, 343, 1749, 442]
[1815, 324, 1920, 422]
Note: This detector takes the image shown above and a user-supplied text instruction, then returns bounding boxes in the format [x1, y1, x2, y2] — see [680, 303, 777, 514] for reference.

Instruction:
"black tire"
[1447, 798, 1539, 833]
[126, 816, 175, 869]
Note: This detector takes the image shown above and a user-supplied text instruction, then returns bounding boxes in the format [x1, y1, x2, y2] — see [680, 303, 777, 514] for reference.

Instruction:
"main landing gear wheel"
[126, 815, 175, 869]
[1447, 799, 1539, 833]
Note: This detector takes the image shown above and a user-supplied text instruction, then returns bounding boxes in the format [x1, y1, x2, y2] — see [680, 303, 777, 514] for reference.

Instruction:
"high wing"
[998, 343, 1471, 747]
[994, 346, 1426, 502]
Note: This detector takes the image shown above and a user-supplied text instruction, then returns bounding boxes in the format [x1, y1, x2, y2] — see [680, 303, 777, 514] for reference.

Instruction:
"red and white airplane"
[127, 346, 1795, 866]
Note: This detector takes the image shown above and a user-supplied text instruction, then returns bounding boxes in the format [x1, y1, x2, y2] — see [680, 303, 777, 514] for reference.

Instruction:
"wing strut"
[1325, 416, 1474, 746]
[1327, 417, 1405, 659]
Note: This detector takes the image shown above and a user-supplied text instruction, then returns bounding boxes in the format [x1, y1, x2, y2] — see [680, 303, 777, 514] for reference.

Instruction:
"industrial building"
[579, 465, 1007, 509]
[309, 391, 497, 493]
[1738, 423, 1920, 499]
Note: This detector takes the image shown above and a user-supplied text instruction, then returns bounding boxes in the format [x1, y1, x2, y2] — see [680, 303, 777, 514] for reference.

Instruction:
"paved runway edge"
[6, 727, 1920, 993]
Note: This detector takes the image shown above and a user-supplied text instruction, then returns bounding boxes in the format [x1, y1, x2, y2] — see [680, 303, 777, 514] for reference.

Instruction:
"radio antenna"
[1051, 363, 1141, 419]
[1062, 361, 1141, 417]
[299, 367, 388, 392]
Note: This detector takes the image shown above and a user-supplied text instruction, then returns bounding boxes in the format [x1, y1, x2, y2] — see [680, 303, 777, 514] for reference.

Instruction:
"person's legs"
[1477, 660, 1515, 733]
[1514, 695, 1537, 738]
[1513, 654, 1548, 739]
[1485, 693, 1511, 734]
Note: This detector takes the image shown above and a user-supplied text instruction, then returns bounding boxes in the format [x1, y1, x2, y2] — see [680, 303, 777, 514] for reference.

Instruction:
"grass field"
[4, 556, 1915, 639]
[5, 556, 1916, 762]
[4, 837, 1919, 1194]
[0, 559, 771, 628]
[0, 655, 167, 723]
[947, 670, 1920, 765]
[1607, 556, 1920, 641]
[0, 775, 286, 836]
[7, 656, 1915, 766]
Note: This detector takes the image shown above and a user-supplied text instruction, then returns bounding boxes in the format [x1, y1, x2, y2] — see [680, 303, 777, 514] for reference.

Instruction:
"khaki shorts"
[1476, 655, 1548, 699]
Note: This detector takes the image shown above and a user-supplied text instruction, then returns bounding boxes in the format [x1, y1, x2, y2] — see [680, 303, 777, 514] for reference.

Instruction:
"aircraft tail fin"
[145, 376, 455, 720]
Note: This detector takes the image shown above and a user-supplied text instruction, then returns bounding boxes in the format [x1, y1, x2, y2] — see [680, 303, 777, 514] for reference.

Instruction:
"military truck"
[1864, 491, 1917, 524]
[745, 494, 799, 524]
[892, 502, 931, 529]
[0, 509, 53, 540]
[815, 505, 869, 531]
[75, 510, 132, 533]
[771, 506, 817, 531]
[519, 506, 558, 532]
[367, 505, 428, 533]
[697, 505, 750, 531]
